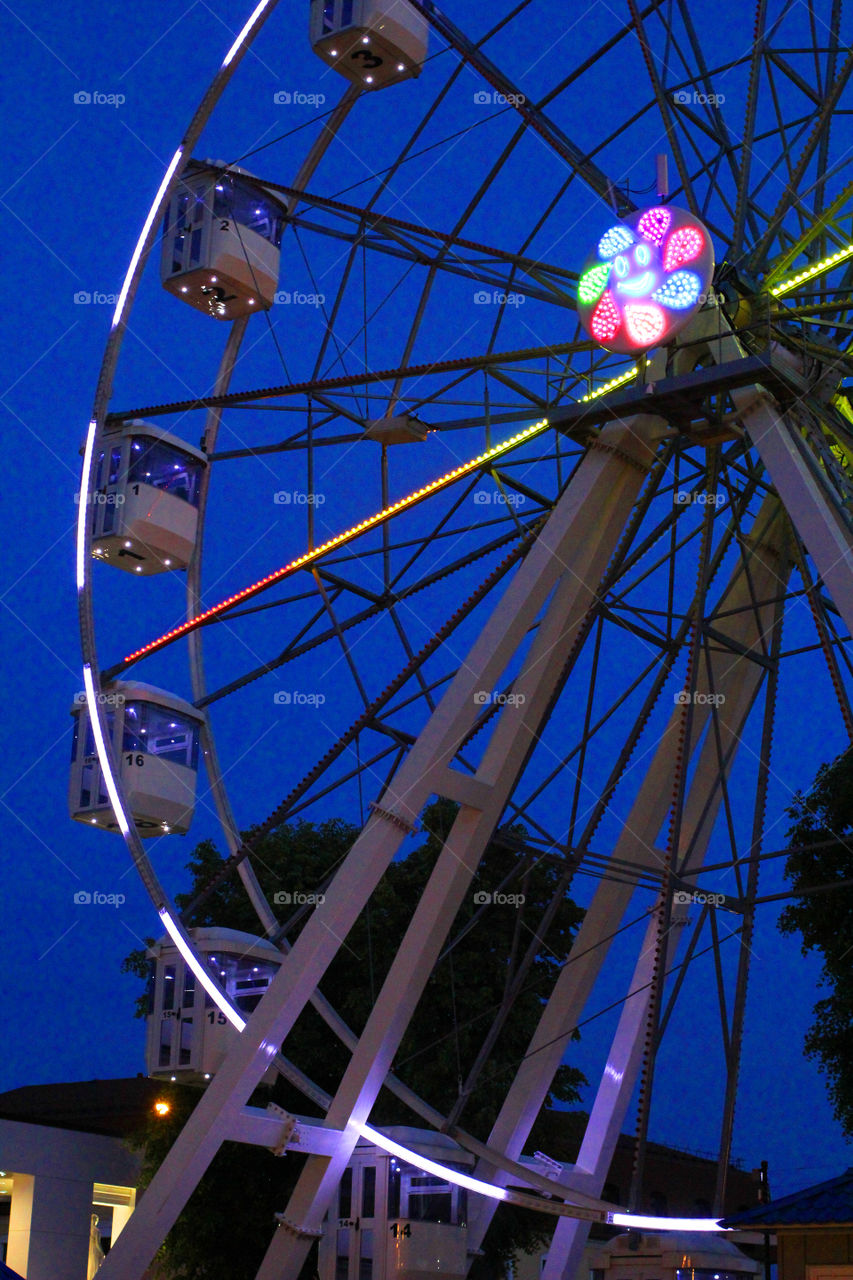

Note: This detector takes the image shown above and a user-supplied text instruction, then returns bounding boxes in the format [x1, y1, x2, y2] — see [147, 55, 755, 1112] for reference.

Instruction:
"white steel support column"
[669, 309, 853, 636]
[254, 415, 668, 1280]
[467, 497, 791, 1256]
[735, 385, 853, 634]
[97, 415, 665, 1280]
[541, 501, 790, 1280]
[543, 908, 683, 1280]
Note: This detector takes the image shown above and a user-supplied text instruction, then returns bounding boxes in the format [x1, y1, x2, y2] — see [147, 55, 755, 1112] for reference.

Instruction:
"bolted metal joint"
[367, 800, 418, 833]
[266, 1102, 297, 1157]
[273, 1214, 325, 1240]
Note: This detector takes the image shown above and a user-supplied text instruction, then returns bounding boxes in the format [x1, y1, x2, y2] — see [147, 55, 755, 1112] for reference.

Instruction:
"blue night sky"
[1, 0, 852, 1205]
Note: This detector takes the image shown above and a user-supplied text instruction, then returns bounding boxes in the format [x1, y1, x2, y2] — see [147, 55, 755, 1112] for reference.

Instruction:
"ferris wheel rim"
[84, 0, 852, 1058]
[73, 12, 853, 1280]
[74, 0, 597, 1138]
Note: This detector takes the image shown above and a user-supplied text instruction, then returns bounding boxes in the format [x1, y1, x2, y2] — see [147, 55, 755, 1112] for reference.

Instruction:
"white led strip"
[149, 914, 729, 1229]
[81, 664, 131, 837]
[223, 0, 275, 65]
[111, 148, 184, 329]
[356, 1122, 509, 1201]
[80, 0, 283, 847]
[357, 1128, 727, 1229]
[76, 420, 98, 590]
[158, 907, 247, 1032]
[609, 1213, 726, 1232]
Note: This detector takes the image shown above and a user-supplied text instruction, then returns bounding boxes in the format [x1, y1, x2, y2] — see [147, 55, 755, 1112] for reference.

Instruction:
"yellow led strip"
[580, 367, 638, 401]
[122, 418, 550, 665]
[769, 242, 853, 297]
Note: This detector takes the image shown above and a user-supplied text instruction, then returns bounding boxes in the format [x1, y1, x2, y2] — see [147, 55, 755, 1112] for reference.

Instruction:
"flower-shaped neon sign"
[577, 205, 716, 354]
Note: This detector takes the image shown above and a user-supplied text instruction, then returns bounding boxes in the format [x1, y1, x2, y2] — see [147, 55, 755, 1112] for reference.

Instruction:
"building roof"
[0, 1077, 170, 1138]
[720, 1169, 853, 1228]
[536, 1109, 747, 1174]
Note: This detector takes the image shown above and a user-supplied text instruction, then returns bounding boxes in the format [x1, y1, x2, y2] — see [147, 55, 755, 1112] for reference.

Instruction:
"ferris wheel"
[73, 2, 853, 1277]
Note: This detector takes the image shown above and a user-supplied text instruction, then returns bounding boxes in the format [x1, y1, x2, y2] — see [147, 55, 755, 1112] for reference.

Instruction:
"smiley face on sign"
[577, 205, 716, 354]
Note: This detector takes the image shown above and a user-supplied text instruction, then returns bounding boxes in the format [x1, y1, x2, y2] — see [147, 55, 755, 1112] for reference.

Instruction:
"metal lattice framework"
[76, 3, 853, 1278]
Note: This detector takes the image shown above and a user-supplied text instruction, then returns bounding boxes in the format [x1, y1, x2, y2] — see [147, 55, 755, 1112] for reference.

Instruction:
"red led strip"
[120, 419, 550, 667]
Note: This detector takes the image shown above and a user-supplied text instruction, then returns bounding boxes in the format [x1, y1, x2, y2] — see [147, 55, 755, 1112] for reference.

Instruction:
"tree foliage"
[125, 800, 586, 1279]
[128, 1084, 311, 1280]
[780, 748, 853, 1135]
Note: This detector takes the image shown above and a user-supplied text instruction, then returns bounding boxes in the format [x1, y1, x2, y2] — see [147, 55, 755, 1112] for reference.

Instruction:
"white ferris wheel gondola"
[310, 0, 429, 90]
[89, 420, 206, 574]
[161, 160, 288, 320]
[145, 927, 282, 1082]
[69, 682, 205, 836]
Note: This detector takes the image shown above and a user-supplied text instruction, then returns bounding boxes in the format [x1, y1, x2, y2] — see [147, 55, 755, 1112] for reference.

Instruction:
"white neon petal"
[76, 420, 97, 590]
[356, 1123, 508, 1202]
[82, 665, 130, 837]
[159, 908, 247, 1032]
[112, 148, 184, 328]
[609, 1213, 726, 1232]
[223, 0, 274, 67]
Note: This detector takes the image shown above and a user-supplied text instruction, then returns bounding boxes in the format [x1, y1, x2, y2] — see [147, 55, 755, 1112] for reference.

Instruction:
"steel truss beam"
[466, 496, 792, 1252]
[95, 414, 667, 1280]
[253, 414, 669, 1278]
[405, 0, 636, 213]
[183, 161, 580, 302]
[104, 348, 808, 446]
[730, 352, 853, 636]
[105, 338, 593, 428]
[535, 500, 792, 1280]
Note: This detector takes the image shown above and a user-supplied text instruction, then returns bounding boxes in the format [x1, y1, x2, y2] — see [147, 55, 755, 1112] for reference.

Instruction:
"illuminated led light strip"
[128, 919, 734, 1231]
[76, 420, 98, 590]
[609, 1213, 726, 1232]
[223, 0, 274, 66]
[112, 148, 184, 329]
[356, 1123, 508, 1202]
[580, 367, 638, 401]
[158, 907, 247, 1031]
[123, 417, 550, 665]
[82, 664, 131, 837]
[770, 241, 853, 297]
[359, 1126, 726, 1228]
[139, 920, 730, 1229]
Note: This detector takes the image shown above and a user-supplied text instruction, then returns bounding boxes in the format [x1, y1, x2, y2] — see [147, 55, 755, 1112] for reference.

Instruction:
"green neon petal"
[578, 262, 612, 304]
